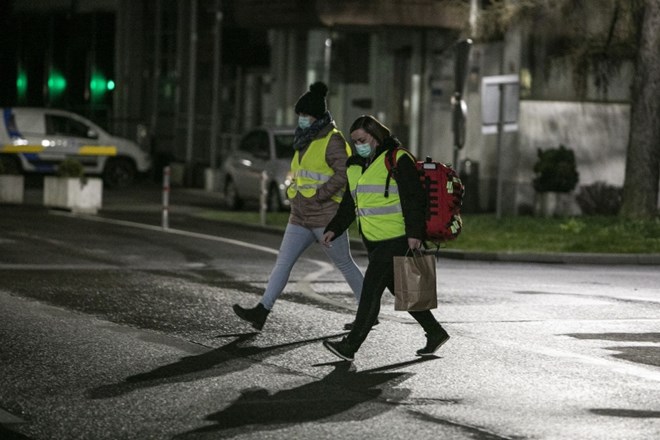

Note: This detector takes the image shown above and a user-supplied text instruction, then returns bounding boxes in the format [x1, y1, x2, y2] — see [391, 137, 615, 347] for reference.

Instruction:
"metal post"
[185, 0, 198, 186]
[323, 34, 332, 85]
[162, 165, 170, 230]
[452, 39, 472, 173]
[259, 170, 268, 226]
[209, 0, 223, 170]
[150, 0, 162, 140]
[495, 84, 506, 220]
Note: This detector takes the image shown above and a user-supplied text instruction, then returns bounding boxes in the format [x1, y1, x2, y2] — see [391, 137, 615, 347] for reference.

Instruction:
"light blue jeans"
[260, 223, 363, 310]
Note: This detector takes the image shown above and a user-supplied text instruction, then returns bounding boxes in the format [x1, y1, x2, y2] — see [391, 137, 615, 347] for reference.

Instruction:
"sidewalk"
[23, 184, 660, 266]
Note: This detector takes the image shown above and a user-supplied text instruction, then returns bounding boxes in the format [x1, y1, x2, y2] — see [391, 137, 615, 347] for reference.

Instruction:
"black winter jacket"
[325, 136, 426, 242]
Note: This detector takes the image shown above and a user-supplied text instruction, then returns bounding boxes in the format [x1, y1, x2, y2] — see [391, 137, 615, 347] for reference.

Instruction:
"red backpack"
[384, 148, 464, 243]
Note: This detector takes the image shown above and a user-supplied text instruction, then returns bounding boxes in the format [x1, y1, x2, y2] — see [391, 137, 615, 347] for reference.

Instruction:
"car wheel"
[103, 157, 136, 189]
[267, 184, 283, 212]
[224, 178, 243, 210]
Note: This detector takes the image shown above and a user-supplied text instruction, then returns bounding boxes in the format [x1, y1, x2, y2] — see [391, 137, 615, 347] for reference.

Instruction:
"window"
[45, 115, 94, 138]
[331, 32, 370, 84]
[239, 130, 270, 160]
[274, 133, 295, 159]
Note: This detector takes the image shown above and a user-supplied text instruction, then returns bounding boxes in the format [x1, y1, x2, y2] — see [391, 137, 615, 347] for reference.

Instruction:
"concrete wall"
[515, 100, 629, 213]
[263, 26, 635, 216]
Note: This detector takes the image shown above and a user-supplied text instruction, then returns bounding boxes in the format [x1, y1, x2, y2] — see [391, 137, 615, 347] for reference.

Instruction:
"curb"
[435, 249, 660, 266]
[197, 216, 660, 266]
[21, 187, 660, 266]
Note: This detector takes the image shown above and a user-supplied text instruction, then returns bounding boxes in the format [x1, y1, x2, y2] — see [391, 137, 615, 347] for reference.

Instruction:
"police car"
[0, 107, 151, 188]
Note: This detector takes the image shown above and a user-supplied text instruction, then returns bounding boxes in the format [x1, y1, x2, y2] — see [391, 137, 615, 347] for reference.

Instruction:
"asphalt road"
[1, 186, 659, 439]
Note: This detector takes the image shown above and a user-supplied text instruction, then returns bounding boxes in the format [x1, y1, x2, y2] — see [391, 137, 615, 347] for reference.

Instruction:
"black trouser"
[345, 236, 442, 351]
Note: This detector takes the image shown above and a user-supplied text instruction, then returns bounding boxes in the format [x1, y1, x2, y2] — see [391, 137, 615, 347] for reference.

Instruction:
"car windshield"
[274, 133, 295, 159]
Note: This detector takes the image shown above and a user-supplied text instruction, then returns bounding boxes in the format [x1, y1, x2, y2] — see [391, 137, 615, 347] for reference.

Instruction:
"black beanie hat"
[295, 81, 328, 119]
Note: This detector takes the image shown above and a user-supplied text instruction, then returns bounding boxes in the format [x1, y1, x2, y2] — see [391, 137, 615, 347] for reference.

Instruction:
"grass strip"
[197, 211, 660, 254]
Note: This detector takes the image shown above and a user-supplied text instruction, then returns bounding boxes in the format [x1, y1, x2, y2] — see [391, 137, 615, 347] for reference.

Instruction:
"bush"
[576, 181, 622, 215]
[56, 158, 85, 178]
[532, 145, 579, 193]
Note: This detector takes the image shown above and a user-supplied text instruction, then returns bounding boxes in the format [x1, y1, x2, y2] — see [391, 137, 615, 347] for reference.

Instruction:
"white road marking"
[29, 211, 660, 381]
[49, 212, 367, 313]
[53, 212, 282, 255]
[0, 264, 117, 270]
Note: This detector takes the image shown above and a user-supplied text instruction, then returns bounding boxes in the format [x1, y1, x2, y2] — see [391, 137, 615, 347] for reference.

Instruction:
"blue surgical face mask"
[298, 116, 311, 130]
[355, 143, 372, 158]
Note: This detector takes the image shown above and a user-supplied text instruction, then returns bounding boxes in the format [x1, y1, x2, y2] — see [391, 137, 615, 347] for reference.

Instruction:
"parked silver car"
[222, 126, 295, 211]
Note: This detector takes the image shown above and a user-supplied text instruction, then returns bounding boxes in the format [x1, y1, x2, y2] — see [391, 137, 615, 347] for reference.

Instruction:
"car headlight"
[283, 170, 293, 187]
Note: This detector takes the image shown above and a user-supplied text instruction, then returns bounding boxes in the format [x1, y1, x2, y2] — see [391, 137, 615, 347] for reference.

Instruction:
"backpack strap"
[383, 148, 401, 198]
[384, 147, 417, 197]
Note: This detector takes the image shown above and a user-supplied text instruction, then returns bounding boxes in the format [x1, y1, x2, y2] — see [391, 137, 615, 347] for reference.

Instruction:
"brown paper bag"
[393, 250, 437, 311]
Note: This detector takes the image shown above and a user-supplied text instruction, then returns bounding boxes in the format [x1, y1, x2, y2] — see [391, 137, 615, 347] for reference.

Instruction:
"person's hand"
[321, 231, 336, 247]
[408, 237, 422, 250]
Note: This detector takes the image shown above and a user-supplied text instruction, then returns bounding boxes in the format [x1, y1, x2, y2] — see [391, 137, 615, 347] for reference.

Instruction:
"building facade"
[3, 0, 637, 213]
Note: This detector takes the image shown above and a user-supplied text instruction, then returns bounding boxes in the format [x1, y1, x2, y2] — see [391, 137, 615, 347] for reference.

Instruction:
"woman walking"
[321, 115, 449, 360]
[232, 82, 363, 330]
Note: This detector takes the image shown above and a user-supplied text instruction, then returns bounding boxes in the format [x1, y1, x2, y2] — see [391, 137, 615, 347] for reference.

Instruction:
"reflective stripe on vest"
[357, 204, 402, 216]
[286, 128, 351, 203]
[350, 184, 398, 201]
[348, 148, 412, 241]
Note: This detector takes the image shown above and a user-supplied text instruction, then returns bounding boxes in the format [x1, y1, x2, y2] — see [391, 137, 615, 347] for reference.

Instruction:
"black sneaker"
[416, 327, 450, 357]
[343, 318, 379, 331]
[323, 339, 355, 361]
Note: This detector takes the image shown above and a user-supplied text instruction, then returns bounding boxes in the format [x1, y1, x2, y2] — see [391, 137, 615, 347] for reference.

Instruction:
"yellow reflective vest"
[347, 148, 413, 241]
[287, 128, 351, 203]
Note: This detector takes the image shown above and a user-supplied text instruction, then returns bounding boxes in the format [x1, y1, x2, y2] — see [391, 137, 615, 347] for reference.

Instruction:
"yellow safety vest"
[287, 128, 351, 203]
[347, 149, 412, 241]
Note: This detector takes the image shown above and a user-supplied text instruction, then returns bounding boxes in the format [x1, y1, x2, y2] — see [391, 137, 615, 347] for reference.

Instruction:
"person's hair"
[350, 115, 391, 146]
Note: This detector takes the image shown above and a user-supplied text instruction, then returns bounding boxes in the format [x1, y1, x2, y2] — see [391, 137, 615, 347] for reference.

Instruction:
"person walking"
[321, 115, 449, 361]
[232, 82, 363, 331]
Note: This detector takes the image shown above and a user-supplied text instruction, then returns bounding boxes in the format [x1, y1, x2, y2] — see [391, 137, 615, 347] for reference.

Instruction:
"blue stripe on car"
[3, 108, 24, 139]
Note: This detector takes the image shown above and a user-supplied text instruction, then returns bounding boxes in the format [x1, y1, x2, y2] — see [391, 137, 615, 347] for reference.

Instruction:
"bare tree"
[620, 0, 660, 219]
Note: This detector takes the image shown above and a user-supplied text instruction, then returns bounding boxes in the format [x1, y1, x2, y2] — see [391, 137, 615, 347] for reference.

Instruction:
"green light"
[90, 72, 106, 93]
[90, 71, 113, 102]
[17, 68, 28, 99]
[47, 69, 67, 99]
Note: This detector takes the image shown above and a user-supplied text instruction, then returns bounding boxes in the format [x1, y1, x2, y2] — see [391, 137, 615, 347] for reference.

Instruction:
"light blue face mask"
[298, 116, 312, 130]
[355, 143, 372, 158]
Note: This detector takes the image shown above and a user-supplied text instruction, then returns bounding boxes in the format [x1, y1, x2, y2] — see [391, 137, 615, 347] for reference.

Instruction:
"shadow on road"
[87, 332, 347, 399]
[589, 408, 660, 418]
[175, 358, 434, 438]
[0, 424, 33, 440]
[565, 332, 660, 368]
